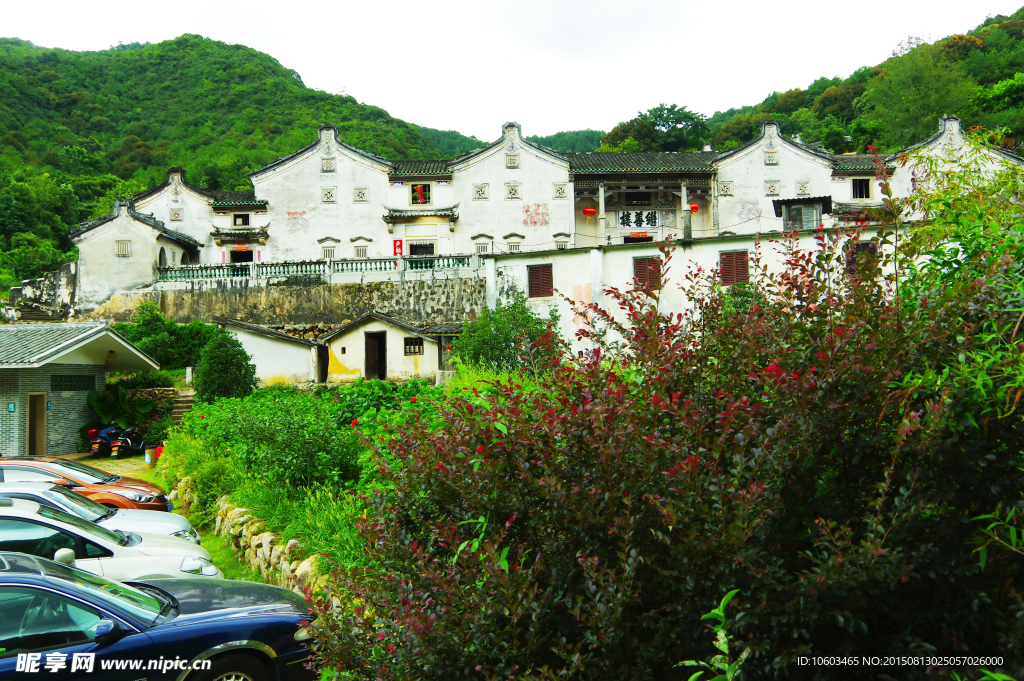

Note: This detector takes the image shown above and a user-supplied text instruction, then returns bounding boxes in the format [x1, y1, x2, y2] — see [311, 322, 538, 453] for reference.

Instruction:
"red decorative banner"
[393, 239, 403, 256]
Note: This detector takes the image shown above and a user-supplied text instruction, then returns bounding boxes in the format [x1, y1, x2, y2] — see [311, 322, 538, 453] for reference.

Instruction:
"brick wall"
[0, 364, 104, 457]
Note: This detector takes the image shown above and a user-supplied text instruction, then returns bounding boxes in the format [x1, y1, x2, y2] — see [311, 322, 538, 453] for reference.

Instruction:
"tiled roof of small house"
[0, 322, 110, 366]
[70, 201, 201, 247]
[319, 313, 465, 343]
[133, 168, 261, 206]
[831, 155, 894, 172]
[390, 160, 452, 176]
[566, 151, 717, 173]
[212, 317, 322, 347]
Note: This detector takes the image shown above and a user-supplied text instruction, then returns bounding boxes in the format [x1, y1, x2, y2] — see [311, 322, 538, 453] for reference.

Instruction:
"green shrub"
[108, 370, 179, 389]
[85, 382, 155, 429]
[304, 228, 1024, 678]
[112, 302, 214, 370]
[232, 481, 365, 568]
[159, 434, 240, 527]
[450, 292, 560, 370]
[193, 327, 259, 403]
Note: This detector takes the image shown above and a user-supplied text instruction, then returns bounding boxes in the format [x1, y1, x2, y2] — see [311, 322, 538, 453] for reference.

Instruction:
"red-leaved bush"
[305, 224, 1023, 680]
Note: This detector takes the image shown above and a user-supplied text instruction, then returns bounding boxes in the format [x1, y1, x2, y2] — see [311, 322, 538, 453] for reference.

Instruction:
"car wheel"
[189, 654, 269, 681]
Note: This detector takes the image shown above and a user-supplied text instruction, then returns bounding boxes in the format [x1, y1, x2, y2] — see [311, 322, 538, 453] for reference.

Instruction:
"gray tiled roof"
[566, 151, 717, 172]
[0, 322, 109, 367]
[134, 168, 259, 205]
[832, 155, 894, 172]
[391, 160, 451, 176]
[212, 317, 322, 347]
[249, 125, 393, 177]
[320, 313, 465, 343]
[71, 201, 201, 247]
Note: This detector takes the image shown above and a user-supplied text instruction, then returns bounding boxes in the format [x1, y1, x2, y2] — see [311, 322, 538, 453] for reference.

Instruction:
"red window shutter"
[634, 257, 660, 289]
[529, 264, 553, 297]
[846, 242, 878, 274]
[735, 251, 749, 283]
[720, 252, 734, 285]
[720, 251, 748, 285]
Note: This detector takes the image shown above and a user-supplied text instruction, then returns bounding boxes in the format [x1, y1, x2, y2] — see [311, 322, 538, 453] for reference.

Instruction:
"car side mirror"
[93, 619, 121, 642]
[53, 548, 76, 565]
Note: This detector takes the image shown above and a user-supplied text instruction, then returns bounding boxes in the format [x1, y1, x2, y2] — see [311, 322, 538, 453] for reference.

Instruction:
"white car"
[0, 482, 201, 543]
[0, 498, 222, 582]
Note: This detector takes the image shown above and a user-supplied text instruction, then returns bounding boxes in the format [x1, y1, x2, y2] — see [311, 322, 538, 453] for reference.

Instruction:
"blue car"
[0, 552, 316, 680]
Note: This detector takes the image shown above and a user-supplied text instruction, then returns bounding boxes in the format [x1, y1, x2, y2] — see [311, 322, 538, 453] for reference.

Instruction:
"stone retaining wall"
[126, 388, 178, 401]
[171, 476, 326, 594]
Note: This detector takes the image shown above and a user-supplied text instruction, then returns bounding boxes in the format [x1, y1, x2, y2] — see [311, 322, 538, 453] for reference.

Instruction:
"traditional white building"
[10, 115, 1016, 347]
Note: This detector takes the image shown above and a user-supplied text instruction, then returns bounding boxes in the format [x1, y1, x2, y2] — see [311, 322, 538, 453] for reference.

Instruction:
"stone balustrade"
[157, 254, 478, 282]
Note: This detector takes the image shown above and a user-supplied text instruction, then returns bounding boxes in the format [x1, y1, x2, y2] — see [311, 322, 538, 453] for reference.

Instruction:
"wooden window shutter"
[529, 264, 553, 298]
[633, 257, 660, 289]
[720, 251, 749, 285]
[846, 241, 878, 275]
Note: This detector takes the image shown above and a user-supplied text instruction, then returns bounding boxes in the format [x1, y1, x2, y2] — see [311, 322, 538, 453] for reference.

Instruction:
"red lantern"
[689, 203, 699, 214]
[582, 206, 597, 221]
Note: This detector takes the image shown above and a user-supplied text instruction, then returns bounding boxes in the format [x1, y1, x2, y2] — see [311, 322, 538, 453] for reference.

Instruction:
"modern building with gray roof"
[0, 322, 158, 457]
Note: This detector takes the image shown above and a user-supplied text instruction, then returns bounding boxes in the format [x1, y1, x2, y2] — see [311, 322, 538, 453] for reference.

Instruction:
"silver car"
[0, 482, 201, 543]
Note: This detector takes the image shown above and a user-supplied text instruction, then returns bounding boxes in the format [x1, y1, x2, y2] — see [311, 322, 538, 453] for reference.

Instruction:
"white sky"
[5, 0, 1022, 141]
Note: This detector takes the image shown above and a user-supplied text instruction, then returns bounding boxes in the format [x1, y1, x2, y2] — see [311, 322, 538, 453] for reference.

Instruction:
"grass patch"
[198, 527, 264, 582]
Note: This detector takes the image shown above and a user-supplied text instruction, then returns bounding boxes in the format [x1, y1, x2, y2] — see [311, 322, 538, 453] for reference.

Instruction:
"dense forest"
[4, 7, 1024, 293]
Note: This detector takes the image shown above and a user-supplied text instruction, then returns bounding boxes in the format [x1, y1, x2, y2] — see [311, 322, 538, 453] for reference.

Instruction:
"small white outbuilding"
[319, 313, 462, 383]
[212, 317, 326, 386]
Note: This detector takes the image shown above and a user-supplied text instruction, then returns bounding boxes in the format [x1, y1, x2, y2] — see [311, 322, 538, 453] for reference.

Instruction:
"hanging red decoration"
[690, 203, 699, 214]
[582, 206, 597, 221]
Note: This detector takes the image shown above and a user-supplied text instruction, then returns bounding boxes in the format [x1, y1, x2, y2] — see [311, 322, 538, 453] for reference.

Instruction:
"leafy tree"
[91, 179, 146, 217]
[638, 103, 709, 151]
[418, 127, 485, 157]
[526, 130, 606, 153]
[600, 117, 659, 151]
[765, 88, 808, 114]
[862, 39, 980, 148]
[450, 292, 560, 371]
[193, 327, 259, 403]
[810, 82, 865, 121]
[114, 302, 215, 370]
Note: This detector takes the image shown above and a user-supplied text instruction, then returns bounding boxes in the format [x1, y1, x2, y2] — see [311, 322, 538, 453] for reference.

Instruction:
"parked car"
[0, 498, 221, 582]
[0, 456, 172, 511]
[0, 552, 315, 681]
[0, 482, 201, 543]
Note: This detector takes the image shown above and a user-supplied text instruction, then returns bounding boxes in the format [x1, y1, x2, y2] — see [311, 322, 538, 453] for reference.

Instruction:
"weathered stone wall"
[171, 478, 327, 594]
[7, 262, 77, 315]
[80, 276, 487, 325]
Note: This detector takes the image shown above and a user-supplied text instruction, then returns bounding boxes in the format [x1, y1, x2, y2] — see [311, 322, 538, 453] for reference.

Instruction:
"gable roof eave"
[248, 125, 395, 179]
[450, 121, 568, 170]
[213, 317, 323, 347]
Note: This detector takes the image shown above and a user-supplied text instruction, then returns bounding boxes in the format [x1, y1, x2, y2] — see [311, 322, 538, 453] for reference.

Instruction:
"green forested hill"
[0, 34, 447, 291]
[699, 9, 1024, 152]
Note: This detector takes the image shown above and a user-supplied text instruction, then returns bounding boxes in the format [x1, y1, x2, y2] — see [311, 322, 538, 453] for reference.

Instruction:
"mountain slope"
[0, 34, 442, 191]
[701, 8, 1024, 153]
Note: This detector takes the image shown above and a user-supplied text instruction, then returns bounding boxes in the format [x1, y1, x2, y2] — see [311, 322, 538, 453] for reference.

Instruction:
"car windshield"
[37, 505, 125, 545]
[43, 485, 109, 522]
[39, 559, 167, 623]
[36, 460, 117, 484]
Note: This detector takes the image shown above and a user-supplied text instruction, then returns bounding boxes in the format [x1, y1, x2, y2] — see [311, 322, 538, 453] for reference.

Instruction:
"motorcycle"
[88, 426, 146, 458]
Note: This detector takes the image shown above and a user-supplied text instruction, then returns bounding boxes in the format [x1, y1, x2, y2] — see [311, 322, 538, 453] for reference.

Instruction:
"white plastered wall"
[325, 320, 439, 383]
[227, 327, 318, 385]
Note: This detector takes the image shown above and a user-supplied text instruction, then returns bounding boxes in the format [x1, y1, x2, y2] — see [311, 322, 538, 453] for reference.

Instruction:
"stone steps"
[171, 391, 195, 425]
